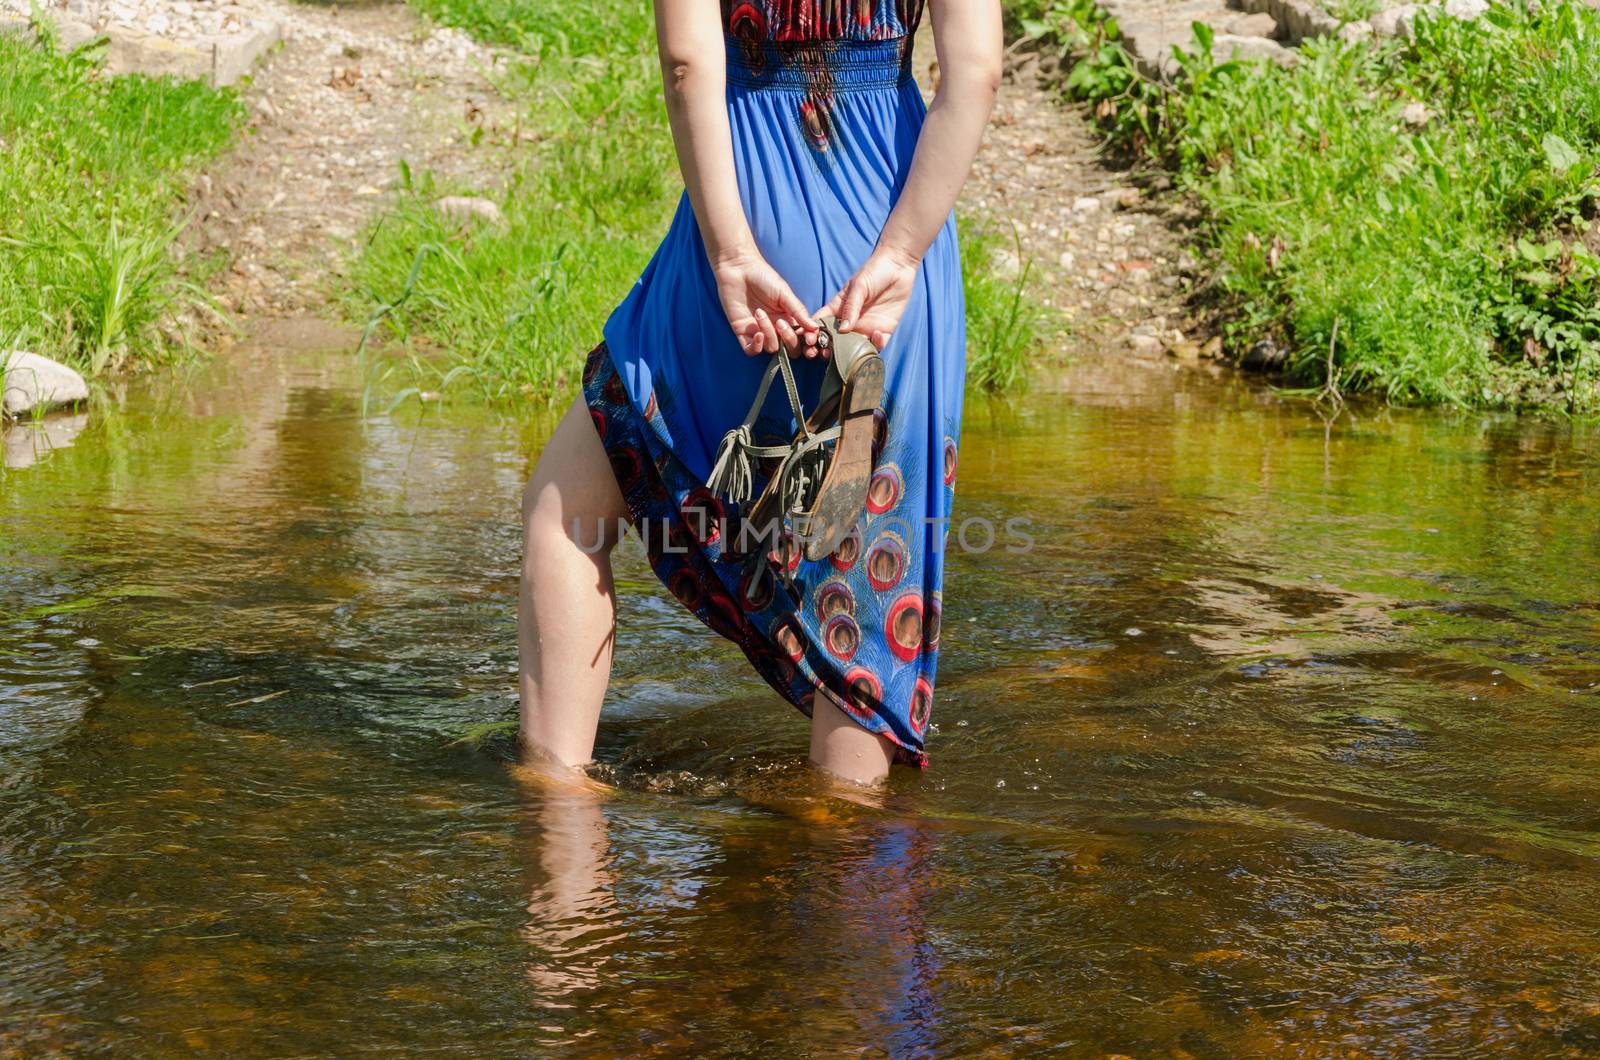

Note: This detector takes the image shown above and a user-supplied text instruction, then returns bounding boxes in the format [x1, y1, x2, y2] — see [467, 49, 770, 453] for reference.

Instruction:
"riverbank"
[344, 0, 1088, 400]
[1021, 0, 1600, 411]
[0, 27, 241, 378]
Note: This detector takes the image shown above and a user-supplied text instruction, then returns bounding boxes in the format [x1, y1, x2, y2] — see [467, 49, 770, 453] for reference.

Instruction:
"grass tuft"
[1020, 0, 1600, 410]
[0, 28, 243, 376]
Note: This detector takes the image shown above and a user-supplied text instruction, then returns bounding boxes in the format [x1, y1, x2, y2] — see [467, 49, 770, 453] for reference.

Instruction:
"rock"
[1213, 34, 1296, 66]
[1370, 3, 1418, 36]
[1071, 196, 1101, 215]
[1115, 187, 1142, 210]
[1057, 250, 1076, 270]
[1401, 101, 1431, 127]
[1168, 340, 1202, 365]
[2, 351, 89, 418]
[989, 246, 1021, 279]
[1443, 0, 1489, 20]
[1239, 339, 1288, 373]
[1338, 20, 1374, 41]
[1130, 333, 1163, 358]
[434, 195, 505, 226]
[1223, 12, 1280, 37]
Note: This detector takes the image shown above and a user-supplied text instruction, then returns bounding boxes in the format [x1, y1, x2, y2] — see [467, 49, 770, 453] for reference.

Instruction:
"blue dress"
[582, 0, 963, 766]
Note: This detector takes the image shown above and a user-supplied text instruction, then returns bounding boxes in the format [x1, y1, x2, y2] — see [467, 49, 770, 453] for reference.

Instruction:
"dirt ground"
[189, 3, 1207, 367]
[185, 1, 513, 319]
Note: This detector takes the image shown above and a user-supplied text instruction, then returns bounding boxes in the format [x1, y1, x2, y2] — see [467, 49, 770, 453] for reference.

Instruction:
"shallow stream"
[3, 321, 1599, 1054]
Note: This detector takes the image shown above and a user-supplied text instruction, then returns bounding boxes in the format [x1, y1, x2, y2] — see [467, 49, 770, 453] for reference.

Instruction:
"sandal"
[706, 310, 885, 565]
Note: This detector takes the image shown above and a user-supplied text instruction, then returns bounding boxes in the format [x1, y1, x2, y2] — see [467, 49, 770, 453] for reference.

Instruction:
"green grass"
[1020, 0, 1600, 411]
[0, 27, 243, 379]
[350, 0, 1054, 400]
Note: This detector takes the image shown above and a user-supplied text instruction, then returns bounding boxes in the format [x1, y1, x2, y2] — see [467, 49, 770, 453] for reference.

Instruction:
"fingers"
[835, 277, 865, 333]
[753, 308, 780, 354]
[870, 329, 890, 350]
[778, 289, 819, 335]
[775, 317, 801, 355]
[733, 318, 764, 355]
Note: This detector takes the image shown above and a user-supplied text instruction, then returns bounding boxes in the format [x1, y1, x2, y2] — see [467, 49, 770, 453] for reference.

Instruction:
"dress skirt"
[582, 35, 964, 766]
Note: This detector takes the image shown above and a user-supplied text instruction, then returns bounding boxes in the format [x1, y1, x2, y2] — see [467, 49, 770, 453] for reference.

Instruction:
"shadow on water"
[3, 319, 1600, 1053]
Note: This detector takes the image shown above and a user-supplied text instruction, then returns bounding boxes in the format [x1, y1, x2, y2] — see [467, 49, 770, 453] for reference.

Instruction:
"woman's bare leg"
[519, 397, 629, 769]
[810, 696, 896, 786]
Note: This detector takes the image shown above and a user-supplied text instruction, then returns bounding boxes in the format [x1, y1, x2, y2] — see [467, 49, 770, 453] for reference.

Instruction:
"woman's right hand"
[711, 248, 822, 356]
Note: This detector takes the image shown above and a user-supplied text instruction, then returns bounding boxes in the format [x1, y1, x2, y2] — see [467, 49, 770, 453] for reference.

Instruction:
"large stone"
[2, 351, 89, 418]
[1223, 12, 1281, 37]
[1370, 3, 1419, 35]
[1213, 34, 1296, 65]
[0, 11, 281, 86]
[434, 195, 506, 227]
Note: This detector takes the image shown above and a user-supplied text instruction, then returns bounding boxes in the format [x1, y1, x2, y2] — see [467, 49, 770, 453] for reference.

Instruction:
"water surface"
[4, 322, 1600, 1055]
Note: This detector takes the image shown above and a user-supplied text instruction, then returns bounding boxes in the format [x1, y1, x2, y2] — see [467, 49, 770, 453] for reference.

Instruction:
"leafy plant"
[1027, 0, 1600, 409]
[0, 30, 242, 375]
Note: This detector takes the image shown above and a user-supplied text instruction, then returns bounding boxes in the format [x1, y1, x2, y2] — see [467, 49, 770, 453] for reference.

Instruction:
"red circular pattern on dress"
[668, 524, 696, 556]
[865, 532, 906, 592]
[643, 389, 658, 420]
[910, 677, 933, 735]
[608, 446, 641, 491]
[679, 487, 724, 547]
[771, 529, 802, 574]
[583, 348, 605, 386]
[924, 591, 942, 651]
[843, 667, 882, 719]
[886, 592, 923, 662]
[831, 526, 861, 571]
[602, 372, 627, 405]
[773, 616, 806, 661]
[816, 580, 855, 621]
[824, 613, 860, 662]
[738, 561, 775, 612]
[668, 568, 702, 611]
[705, 591, 745, 642]
[589, 408, 607, 441]
[867, 464, 902, 514]
[871, 408, 889, 461]
[943, 436, 958, 485]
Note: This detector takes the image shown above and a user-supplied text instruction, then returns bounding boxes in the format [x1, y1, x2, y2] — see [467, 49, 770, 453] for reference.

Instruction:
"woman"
[518, 0, 1001, 785]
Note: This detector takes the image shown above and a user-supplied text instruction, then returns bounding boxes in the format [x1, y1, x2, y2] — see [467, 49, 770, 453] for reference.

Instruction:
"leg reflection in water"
[513, 764, 624, 1008]
[511, 759, 942, 1046]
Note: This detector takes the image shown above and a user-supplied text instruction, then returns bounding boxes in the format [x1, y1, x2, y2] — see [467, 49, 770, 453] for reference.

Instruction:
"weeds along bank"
[0, 29, 242, 379]
[1021, 0, 1600, 411]
[348, 0, 1049, 401]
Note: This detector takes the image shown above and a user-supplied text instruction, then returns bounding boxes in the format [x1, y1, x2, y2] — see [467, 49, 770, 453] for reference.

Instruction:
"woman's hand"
[712, 249, 822, 356]
[822, 247, 920, 351]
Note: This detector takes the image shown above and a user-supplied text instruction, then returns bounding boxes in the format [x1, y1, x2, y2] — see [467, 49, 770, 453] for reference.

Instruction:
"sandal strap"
[705, 341, 823, 504]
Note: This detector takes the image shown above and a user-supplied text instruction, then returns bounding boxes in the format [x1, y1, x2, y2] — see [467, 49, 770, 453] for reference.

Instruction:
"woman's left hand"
[821, 247, 920, 351]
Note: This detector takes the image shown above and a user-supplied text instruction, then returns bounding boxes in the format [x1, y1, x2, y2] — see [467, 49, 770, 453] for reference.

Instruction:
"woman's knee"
[522, 477, 621, 563]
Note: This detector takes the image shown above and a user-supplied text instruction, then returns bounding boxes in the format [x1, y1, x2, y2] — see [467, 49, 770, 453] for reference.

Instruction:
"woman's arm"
[825, 0, 1003, 349]
[655, 0, 820, 355]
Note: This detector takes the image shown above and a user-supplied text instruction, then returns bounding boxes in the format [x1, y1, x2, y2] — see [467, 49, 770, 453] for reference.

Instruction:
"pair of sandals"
[706, 310, 885, 567]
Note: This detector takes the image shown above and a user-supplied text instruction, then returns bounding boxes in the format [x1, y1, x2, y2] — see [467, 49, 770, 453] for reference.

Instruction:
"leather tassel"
[706, 424, 756, 504]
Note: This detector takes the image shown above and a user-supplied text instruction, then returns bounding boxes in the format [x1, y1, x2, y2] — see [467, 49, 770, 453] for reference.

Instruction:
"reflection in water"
[3, 412, 89, 469]
[516, 770, 622, 1005]
[2, 324, 1600, 1052]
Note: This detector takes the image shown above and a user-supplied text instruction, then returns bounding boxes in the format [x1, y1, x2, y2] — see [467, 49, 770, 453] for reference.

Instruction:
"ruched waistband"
[724, 37, 912, 92]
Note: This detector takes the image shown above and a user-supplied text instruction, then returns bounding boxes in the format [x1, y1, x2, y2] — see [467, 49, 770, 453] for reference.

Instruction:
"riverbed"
[3, 322, 1599, 1054]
